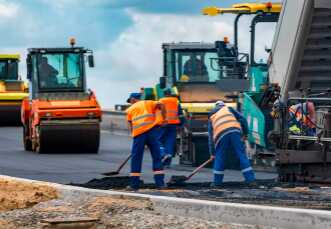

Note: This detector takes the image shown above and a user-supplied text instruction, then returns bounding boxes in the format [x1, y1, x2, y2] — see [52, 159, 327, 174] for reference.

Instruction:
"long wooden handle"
[117, 154, 132, 172]
[187, 157, 214, 180]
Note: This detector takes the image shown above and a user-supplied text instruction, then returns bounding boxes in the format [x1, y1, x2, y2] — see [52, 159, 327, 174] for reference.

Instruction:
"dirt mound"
[0, 219, 16, 229]
[0, 178, 58, 212]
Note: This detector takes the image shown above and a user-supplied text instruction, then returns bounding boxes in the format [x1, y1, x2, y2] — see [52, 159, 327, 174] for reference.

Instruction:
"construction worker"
[208, 101, 255, 186]
[39, 56, 59, 88]
[159, 88, 185, 167]
[126, 92, 167, 190]
[0, 63, 5, 79]
[183, 55, 208, 81]
[288, 102, 316, 136]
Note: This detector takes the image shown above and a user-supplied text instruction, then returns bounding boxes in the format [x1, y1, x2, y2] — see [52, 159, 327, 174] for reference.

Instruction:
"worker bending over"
[288, 102, 316, 136]
[126, 93, 167, 190]
[159, 88, 185, 167]
[208, 101, 255, 186]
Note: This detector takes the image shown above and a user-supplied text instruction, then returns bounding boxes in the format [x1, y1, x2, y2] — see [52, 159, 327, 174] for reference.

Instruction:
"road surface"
[0, 125, 276, 185]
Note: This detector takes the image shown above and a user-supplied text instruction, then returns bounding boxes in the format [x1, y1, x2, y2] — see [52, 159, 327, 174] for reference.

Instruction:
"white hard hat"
[215, 100, 225, 107]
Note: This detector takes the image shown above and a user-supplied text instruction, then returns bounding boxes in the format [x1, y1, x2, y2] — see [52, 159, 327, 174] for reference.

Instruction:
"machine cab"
[0, 55, 19, 81]
[0, 54, 28, 94]
[26, 47, 94, 99]
[162, 42, 249, 103]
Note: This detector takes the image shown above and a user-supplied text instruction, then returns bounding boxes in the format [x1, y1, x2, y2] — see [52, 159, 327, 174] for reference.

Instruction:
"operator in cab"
[126, 92, 167, 191]
[0, 64, 5, 79]
[182, 54, 208, 81]
[158, 88, 185, 167]
[208, 101, 255, 187]
[39, 56, 59, 88]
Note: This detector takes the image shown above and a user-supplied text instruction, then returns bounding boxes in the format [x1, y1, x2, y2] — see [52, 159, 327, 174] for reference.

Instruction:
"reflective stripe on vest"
[289, 104, 316, 128]
[127, 100, 157, 137]
[132, 121, 155, 130]
[159, 97, 180, 124]
[154, 110, 164, 126]
[210, 107, 241, 141]
[132, 113, 155, 122]
[153, 170, 164, 175]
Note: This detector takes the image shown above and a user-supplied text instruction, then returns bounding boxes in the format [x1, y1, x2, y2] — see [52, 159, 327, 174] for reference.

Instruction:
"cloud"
[38, 0, 258, 14]
[0, 0, 18, 18]
[38, 0, 142, 9]
[93, 10, 275, 108]
[0, 1, 277, 109]
[93, 10, 235, 107]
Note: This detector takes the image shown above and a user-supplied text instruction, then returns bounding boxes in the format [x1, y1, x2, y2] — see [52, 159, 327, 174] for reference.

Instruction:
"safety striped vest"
[159, 97, 180, 124]
[289, 102, 316, 128]
[126, 100, 157, 137]
[154, 109, 164, 126]
[210, 106, 241, 141]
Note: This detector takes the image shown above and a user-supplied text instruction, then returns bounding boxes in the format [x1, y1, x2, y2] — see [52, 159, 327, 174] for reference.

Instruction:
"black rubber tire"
[35, 127, 43, 154]
[23, 125, 32, 151]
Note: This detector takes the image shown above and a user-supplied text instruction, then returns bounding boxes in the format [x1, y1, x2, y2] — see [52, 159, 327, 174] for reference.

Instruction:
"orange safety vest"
[159, 97, 180, 124]
[210, 106, 241, 141]
[289, 103, 316, 129]
[126, 100, 157, 137]
[154, 109, 164, 126]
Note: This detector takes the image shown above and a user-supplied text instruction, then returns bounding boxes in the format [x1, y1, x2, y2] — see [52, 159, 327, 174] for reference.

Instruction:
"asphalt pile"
[73, 176, 331, 210]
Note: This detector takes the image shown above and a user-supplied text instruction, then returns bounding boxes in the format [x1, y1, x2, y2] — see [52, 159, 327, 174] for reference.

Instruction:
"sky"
[0, 0, 277, 108]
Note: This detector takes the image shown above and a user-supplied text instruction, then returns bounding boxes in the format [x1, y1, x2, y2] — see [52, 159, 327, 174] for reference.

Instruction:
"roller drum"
[0, 103, 22, 125]
[37, 119, 100, 153]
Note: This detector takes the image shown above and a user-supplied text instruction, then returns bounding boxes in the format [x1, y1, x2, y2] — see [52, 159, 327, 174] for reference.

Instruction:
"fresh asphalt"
[0, 121, 276, 185]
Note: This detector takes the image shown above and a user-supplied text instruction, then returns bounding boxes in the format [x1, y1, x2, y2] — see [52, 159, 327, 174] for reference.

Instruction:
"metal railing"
[209, 53, 249, 79]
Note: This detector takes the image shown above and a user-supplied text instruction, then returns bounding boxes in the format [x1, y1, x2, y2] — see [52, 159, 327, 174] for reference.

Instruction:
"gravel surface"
[0, 189, 278, 229]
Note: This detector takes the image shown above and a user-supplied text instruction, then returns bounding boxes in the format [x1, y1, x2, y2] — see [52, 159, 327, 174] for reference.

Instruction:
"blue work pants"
[213, 131, 255, 185]
[159, 124, 177, 166]
[130, 127, 165, 189]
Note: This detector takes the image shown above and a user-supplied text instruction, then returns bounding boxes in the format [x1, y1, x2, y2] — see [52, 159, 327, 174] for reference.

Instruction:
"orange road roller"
[21, 41, 102, 153]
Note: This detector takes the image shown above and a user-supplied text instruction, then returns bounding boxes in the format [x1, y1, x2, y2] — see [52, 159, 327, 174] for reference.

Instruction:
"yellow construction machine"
[0, 54, 28, 124]
[203, 2, 281, 16]
[138, 2, 281, 167]
[202, 2, 282, 169]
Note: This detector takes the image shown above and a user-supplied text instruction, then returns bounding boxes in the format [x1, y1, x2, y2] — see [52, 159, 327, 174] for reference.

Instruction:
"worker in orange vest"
[126, 93, 167, 190]
[208, 101, 255, 187]
[288, 102, 316, 136]
[159, 88, 185, 167]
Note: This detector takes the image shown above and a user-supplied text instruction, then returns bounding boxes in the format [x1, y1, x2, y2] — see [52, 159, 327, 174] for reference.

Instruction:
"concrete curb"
[1, 175, 330, 229]
[102, 110, 125, 115]
[102, 110, 129, 134]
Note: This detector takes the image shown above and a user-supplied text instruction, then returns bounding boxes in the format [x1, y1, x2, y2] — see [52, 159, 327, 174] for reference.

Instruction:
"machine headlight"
[87, 112, 95, 118]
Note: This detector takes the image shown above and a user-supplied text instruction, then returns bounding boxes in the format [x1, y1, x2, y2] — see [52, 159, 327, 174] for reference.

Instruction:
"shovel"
[168, 157, 214, 185]
[102, 154, 132, 176]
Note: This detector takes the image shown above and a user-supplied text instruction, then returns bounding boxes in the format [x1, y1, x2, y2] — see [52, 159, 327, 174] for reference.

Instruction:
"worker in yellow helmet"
[183, 55, 208, 81]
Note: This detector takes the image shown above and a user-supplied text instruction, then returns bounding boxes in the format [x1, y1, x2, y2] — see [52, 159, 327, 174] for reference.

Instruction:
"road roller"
[0, 54, 28, 125]
[21, 41, 102, 153]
